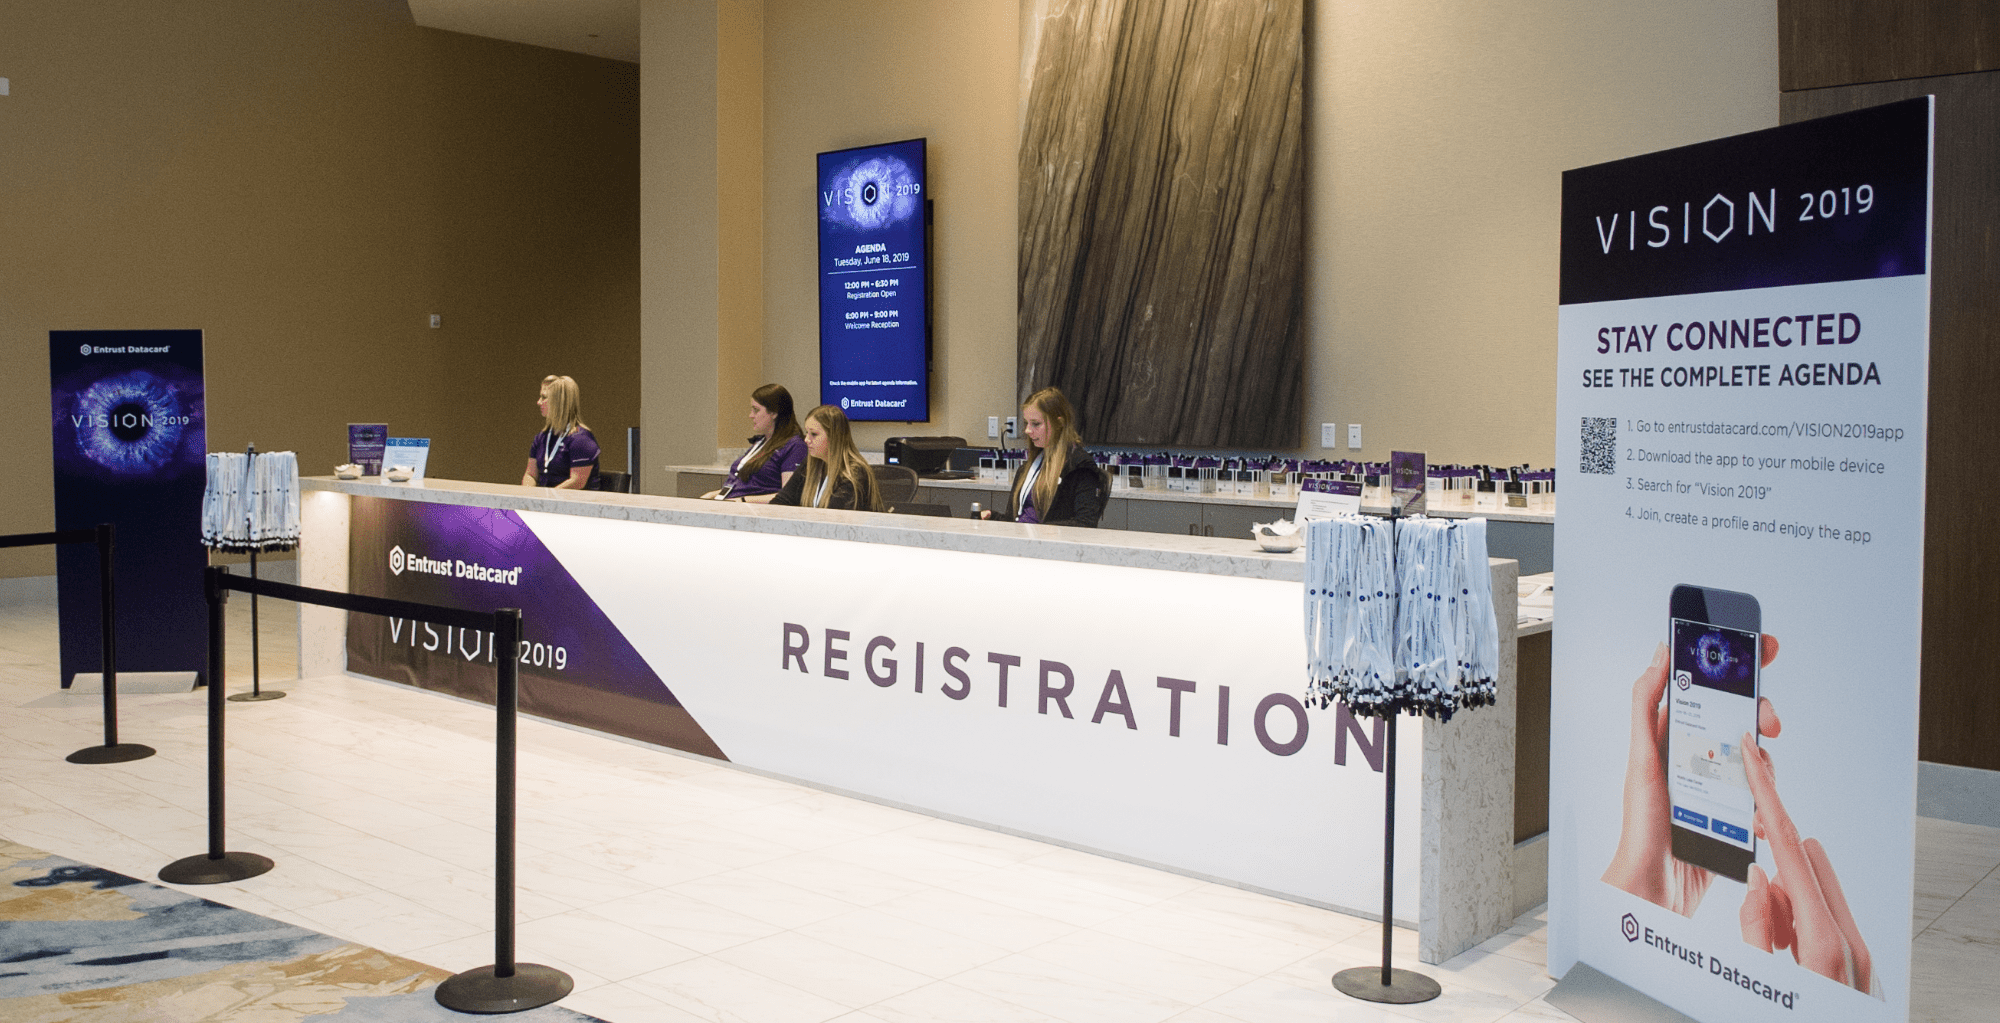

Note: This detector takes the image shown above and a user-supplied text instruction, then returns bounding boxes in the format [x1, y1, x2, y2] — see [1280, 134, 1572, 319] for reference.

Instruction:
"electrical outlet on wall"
[1004, 416, 1018, 439]
[1320, 423, 1337, 448]
[1348, 423, 1363, 450]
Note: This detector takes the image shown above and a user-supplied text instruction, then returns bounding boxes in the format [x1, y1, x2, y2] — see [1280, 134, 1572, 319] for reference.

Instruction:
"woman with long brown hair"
[770, 404, 883, 512]
[979, 387, 1103, 527]
[704, 383, 805, 503]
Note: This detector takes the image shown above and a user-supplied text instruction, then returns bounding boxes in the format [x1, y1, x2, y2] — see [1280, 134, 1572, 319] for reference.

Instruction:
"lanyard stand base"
[66, 743, 156, 764]
[1333, 966, 1442, 1004]
[434, 964, 575, 1015]
[227, 691, 285, 702]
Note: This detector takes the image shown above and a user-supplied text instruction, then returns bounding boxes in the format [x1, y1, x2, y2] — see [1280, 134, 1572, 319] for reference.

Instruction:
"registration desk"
[666, 464, 1557, 574]
[297, 477, 1522, 963]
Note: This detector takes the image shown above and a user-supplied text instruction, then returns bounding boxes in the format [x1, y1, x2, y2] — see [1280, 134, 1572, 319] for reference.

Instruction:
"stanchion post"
[434, 608, 572, 1014]
[496, 606, 518, 975]
[67, 522, 154, 764]
[159, 566, 273, 885]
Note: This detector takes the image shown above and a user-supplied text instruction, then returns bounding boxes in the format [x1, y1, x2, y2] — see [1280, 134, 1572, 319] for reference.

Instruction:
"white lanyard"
[541, 428, 567, 477]
[721, 436, 766, 498]
[1016, 453, 1045, 514]
[814, 473, 830, 506]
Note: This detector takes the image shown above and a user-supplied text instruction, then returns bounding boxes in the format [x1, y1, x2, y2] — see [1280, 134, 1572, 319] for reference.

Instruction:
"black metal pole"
[250, 548, 259, 694]
[207, 567, 225, 856]
[67, 523, 155, 764]
[435, 608, 573, 1014]
[229, 445, 283, 703]
[496, 607, 518, 977]
[1381, 712, 1397, 986]
[100, 522, 117, 746]
[159, 567, 273, 885]
[626, 426, 641, 494]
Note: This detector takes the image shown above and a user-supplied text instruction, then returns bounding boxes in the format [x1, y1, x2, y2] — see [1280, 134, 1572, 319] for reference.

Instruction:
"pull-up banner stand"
[49, 330, 207, 689]
[1551, 98, 1932, 1023]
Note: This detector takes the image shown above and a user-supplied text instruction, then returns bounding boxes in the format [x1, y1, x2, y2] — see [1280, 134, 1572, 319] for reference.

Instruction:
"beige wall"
[640, 1, 723, 467]
[1, 0, 640, 578]
[1311, 1, 1778, 464]
[760, 0, 1024, 453]
[716, 2, 767, 447]
[661, 0, 1778, 463]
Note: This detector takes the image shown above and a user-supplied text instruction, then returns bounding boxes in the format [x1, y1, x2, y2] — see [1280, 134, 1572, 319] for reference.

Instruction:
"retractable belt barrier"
[158, 565, 574, 1015]
[0, 524, 154, 765]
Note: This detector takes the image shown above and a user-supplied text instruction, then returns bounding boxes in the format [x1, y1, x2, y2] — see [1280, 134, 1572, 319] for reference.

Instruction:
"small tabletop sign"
[1391, 450, 1426, 516]
[383, 437, 431, 482]
[1294, 477, 1362, 521]
[348, 424, 387, 476]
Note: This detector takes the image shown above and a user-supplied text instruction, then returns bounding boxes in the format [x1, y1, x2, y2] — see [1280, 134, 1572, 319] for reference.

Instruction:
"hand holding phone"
[1601, 604, 1779, 916]
[1665, 584, 1762, 883]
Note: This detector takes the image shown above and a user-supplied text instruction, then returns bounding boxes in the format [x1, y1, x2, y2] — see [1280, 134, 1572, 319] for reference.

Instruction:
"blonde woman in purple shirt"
[705, 384, 807, 503]
[521, 375, 602, 490]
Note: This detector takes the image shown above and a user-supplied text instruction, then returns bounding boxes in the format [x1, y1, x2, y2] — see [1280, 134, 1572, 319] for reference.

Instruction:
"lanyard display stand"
[200, 443, 299, 701]
[1304, 508, 1499, 1005]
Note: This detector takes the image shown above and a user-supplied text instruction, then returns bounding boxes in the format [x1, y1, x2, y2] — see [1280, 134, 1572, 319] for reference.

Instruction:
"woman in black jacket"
[981, 387, 1103, 527]
[770, 404, 884, 512]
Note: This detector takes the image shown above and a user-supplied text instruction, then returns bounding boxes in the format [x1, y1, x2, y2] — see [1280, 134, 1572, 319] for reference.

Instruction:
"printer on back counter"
[882, 436, 968, 476]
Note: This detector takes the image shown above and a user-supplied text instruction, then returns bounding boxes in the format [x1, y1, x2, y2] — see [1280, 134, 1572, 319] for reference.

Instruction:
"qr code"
[1580, 417, 1616, 474]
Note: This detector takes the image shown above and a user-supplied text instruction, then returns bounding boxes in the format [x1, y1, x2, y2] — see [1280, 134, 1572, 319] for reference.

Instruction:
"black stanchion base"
[227, 689, 287, 702]
[434, 964, 574, 1015]
[65, 743, 156, 764]
[1332, 966, 1443, 1004]
[159, 851, 274, 885]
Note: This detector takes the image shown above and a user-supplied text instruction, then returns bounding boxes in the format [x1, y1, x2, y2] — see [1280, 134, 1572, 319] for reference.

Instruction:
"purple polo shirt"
[530, 427, 601, 489]
[722, 434, 806, 497]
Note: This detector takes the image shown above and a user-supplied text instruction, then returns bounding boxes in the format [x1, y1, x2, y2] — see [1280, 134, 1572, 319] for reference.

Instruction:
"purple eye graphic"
[822, 156, 920, 231]
[72, 371, 187, 474]
[1684, 628, 1753, 685]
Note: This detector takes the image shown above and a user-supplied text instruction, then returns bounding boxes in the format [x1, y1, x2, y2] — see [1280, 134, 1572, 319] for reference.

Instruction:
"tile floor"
[1, 588, 1993, 1023]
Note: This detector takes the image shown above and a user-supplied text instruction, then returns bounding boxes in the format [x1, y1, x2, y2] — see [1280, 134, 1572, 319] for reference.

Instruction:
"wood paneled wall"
[1018, 0, 1305, 447]
[1781, 2, 2000, 771]
[1779, 0, 1999, 90]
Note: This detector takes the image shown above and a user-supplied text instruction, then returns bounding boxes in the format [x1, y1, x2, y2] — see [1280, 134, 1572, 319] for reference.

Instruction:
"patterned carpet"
[0, 839, 605, 1022]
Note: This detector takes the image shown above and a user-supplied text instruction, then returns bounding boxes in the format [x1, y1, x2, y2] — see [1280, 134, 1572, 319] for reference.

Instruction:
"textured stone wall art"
[1019, 0, 1306, 447]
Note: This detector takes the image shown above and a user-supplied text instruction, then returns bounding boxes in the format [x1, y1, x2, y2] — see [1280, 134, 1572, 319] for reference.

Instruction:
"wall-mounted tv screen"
[816, 138, 930, 421]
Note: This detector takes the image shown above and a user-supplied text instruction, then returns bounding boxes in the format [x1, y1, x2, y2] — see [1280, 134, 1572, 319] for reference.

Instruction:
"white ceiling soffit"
[407, 0, 640, 64]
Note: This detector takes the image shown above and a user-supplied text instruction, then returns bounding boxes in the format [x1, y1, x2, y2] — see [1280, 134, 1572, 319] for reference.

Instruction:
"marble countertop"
[302, 476, 1321, 582]
[664, 463, 1558, 524]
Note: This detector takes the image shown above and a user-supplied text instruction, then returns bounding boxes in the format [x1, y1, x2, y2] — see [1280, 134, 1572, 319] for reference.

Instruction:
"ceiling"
[407, 0, 640, 64]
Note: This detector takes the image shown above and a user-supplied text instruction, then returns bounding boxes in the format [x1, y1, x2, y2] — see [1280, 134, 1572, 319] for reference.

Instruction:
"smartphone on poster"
[1666, 584, 1761, 882]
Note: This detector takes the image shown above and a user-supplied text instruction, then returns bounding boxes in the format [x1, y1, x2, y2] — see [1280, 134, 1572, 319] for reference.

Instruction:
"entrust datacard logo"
[389, 544, 522, 585]
[1622, 912, 1800, 1009]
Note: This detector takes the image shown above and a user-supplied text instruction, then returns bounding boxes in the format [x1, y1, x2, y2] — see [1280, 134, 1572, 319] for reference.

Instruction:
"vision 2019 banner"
[345, 496, 1425, 914]
[49, 330, 207, 686]
[1551, 98, 1931, 1022]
